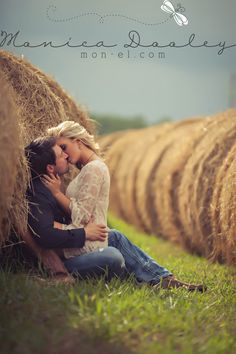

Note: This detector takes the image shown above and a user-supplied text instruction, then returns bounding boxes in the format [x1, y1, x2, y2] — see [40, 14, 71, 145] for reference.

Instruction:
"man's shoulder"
[27, 179, 55, 206]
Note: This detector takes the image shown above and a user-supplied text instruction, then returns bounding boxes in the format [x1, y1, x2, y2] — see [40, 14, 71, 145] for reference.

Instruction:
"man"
[25, 136, 206, 291]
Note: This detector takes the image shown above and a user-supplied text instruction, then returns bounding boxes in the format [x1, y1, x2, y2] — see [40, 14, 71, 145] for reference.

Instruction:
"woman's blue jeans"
[63, 246, 125, 280]
[108, 229, 172, 284]
[64, 229, 172, 284]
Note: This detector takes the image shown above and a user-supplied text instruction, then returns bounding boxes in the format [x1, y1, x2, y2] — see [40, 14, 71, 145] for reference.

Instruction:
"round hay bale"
[0, 50, 67, 238]
[150, 118, 204, 246]
[0, 50, 66, 143]
[103, 129, 139, 218]
[99, 130, 126, 156]
[134, 123, 176, 233]
[18, 56, 96, 134]
[179, 109, 236, 258]
[0, 71, 21, 245]
[0, 50, 93, 239]
[98, 109, 236, 266]
[113, 128, 148, 224]
[120, 126, 160, 228]
[99, 130, 131, 217]
[211, 141, 236, 265]
[99, 130, 132, 217]
[1, 50, 98, 188]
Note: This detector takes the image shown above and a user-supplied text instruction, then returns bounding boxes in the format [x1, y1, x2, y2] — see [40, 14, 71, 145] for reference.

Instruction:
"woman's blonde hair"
[47, 120, 100, 155]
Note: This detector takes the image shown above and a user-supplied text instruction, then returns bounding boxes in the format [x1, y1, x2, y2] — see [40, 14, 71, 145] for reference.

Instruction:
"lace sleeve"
[67, 163, 104, 227]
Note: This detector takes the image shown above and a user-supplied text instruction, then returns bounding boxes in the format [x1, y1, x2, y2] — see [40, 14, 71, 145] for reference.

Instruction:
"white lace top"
[62, 159, 110, 258]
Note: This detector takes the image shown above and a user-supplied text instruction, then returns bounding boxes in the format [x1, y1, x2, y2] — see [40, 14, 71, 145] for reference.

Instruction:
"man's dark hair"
[25, 136, 57, 178]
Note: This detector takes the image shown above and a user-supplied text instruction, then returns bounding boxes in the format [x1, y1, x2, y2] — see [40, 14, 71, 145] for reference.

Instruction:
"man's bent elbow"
[32, 230, 58, 249]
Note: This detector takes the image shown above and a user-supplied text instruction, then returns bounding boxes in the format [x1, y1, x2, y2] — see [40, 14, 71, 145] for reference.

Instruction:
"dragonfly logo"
[161, 1, 188, 26]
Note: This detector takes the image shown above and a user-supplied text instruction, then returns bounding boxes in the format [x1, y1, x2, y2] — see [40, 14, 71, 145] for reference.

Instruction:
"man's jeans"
[64, 229, 172, 284]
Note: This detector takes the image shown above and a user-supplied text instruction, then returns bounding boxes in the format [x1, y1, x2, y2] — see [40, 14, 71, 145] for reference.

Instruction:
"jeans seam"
[114, 233, 164, 277]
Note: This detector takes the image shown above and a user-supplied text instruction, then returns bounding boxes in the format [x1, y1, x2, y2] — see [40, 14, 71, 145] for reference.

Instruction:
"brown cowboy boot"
[155, 275, 207, 292]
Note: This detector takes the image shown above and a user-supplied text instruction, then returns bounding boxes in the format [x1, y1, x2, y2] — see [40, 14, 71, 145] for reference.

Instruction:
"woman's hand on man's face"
[41, 173, 62, 196]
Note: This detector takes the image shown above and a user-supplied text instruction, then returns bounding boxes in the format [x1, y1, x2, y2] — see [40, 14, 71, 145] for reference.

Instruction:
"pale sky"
[1, 0, 236, 122]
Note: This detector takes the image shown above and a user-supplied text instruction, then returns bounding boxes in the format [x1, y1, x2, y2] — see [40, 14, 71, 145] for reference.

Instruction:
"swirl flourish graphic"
[46, 2, 188, 27]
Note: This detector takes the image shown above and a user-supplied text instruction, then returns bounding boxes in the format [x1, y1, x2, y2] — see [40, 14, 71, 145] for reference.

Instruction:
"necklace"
[83, 152, 95, 165]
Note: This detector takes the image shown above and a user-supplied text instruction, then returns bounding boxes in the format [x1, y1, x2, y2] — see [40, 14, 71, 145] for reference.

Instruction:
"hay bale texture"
[178, 109, 236, 258]
[133, 123, 174, 232]
[0, 49, 94, 244]
[148, 118, 204, 244]
[19, 58, 96, 135]
[99, 109, 236, 266]
[211, 143, 236, 264]
[0, 71, 21, 245]
[100, 129, 141, 218]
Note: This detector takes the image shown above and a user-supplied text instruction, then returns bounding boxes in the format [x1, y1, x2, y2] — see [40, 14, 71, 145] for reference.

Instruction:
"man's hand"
[54, 221, 63, 229]
[84, 222, 108, 241]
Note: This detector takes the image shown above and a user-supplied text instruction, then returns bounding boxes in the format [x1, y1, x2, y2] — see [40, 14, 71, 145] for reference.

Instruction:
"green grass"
[1, 214, 236, 354]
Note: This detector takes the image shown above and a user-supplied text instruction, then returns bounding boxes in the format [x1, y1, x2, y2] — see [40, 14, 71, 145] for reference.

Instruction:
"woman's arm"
[42, 163, 108, 227]
[52, 191, 71, 215]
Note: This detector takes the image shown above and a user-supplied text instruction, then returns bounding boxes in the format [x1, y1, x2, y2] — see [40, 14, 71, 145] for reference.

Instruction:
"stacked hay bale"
[133, 123, 174, 232]
[0, 49, 94, 244]
[146, 118, 204, 244]
[101, 129, 140, 218]
[211, 143, 236, 264]
[120, 126, 162, 227]
[179, 109, 236, 259]
[99, 109, 236, 265]
[19, 57, 95, 135]
[0, 72, 21, 246]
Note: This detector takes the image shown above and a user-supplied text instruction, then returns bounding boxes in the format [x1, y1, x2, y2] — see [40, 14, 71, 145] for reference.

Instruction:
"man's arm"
[28, 200, 108, 249]
[28, 201, 86, 249]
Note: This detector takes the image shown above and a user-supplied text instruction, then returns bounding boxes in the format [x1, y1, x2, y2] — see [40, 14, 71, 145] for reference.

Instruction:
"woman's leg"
[108, 230, 207, 291]
[63, 246, 126, 280]
[108, 229, 172, 284]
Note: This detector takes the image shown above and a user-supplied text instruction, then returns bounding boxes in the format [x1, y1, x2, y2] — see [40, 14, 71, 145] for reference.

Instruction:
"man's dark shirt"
[27, 178, 86, 249]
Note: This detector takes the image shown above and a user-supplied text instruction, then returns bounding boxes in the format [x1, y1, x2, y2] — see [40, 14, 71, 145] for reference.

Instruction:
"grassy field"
[0, 214, 236, 354]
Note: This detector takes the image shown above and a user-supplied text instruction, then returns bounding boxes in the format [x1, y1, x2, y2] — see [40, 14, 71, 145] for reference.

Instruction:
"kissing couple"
[25, 120, 206, 292]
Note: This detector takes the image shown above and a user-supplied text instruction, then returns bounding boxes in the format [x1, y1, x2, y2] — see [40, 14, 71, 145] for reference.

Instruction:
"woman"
[43, 120, 109, 258]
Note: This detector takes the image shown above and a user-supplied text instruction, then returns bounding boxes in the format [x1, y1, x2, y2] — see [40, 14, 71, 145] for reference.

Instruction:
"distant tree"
[92, 114, 148, 135]
[155, 116, 173, 124]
